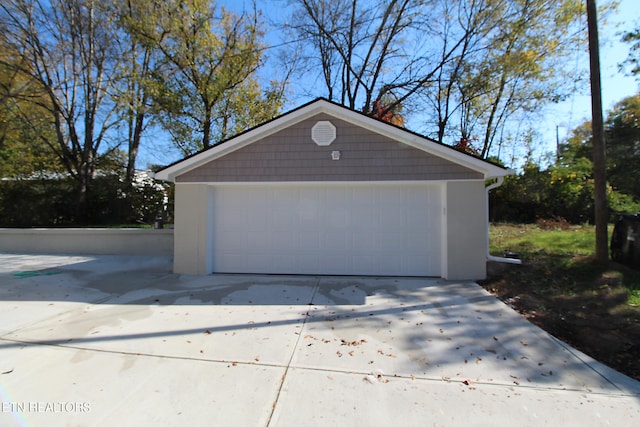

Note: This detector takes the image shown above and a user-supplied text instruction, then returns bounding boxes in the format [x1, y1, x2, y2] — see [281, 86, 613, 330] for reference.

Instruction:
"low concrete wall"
[0, 228, 174, 256]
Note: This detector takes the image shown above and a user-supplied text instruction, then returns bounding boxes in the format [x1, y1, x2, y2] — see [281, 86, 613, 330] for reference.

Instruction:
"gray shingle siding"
[176, 113, 483, 182]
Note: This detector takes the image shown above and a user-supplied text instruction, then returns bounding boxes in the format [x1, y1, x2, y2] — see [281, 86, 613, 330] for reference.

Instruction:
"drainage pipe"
[486, 176, 522, 265]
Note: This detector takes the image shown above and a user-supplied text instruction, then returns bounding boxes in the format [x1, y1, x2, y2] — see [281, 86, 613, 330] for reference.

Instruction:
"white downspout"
[486, 176, 522, 265]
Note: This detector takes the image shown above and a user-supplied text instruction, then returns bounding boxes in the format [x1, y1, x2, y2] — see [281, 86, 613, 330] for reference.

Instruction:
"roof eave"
[155, 98, 511, 182]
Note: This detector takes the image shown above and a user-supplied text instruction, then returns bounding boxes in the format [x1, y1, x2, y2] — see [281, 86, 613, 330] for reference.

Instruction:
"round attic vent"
[311, 121, 336, 146]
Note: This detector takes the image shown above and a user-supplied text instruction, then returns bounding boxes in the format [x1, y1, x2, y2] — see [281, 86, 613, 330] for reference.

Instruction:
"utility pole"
[586, 0, 609, 263]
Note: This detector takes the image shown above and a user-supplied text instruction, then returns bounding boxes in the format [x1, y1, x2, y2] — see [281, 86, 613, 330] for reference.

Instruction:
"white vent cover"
[311, 121, 336, 146]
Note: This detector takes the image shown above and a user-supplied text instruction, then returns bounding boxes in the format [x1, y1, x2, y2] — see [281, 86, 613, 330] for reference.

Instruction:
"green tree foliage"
[491, 94, 640, 224]
[604, 95, 640, 201]
[127, 0, 284, 154]
[454, 0, 585, 158]
[622, 26, 640, 77]
[286, 0, 587, 159]
[0, 29, 63, 177]
[1, 0, 281, 226]
[0, 172, 172, 227]
[560, 95, 640, 204]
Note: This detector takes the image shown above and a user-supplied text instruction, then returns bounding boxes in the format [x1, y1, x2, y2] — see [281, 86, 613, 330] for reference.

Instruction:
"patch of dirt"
[480, 260, 640, 382]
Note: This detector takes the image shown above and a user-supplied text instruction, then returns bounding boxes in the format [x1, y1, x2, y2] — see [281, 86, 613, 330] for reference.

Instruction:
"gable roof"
[154, 98, 511, 182]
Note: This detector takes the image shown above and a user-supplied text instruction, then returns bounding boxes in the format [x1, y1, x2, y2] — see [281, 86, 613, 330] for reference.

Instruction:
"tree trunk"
[586, 0, 609, 263]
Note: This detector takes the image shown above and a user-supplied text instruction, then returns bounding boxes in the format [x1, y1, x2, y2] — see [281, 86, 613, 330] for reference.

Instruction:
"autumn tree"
[422, 0, 500, 145]
[604, 94, 640, 201]
[543, 93, 640, 225]
[286, 0, 588, 160]
[0, 0, 122, 222]
[109, 0, 159, 185]
[452, 0, 586, 159]
[562, 94, 640, 204]
[128, 0, 284, 155]
[0, 38, 62, 178]
[621, 26, 640, 77]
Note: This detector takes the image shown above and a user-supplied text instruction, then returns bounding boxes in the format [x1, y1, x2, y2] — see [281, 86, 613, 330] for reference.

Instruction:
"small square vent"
[311, 121, 336, 146]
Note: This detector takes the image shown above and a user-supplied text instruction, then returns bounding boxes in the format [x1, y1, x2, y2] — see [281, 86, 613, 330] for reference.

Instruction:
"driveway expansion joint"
[266, 276, 322, 427]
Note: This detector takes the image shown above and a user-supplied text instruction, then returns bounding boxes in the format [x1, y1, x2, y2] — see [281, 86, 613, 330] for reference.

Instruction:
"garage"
[155, 98, 511, 280]
[210, 183, 442, 276]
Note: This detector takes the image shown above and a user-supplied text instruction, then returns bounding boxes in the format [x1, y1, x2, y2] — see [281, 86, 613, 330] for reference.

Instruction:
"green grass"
[629, 289, 640, 306]
[488, 223, 640, 305]
[489, 223, 599, 256]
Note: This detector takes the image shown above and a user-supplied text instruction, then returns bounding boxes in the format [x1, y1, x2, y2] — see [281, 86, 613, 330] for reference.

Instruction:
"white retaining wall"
[0, 228, 174, 256]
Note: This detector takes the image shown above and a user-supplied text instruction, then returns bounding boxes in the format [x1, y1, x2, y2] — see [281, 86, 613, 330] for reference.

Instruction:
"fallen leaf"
[363, 375, 377, 384]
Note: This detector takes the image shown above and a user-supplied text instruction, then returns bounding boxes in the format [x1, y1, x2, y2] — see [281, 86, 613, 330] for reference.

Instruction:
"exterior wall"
[177, 113, 483, 183]
[173, 184, 213, 275]
[0, 228, 173, 256]
[172, 180, 489, 280]
[442, 181, 487, 280]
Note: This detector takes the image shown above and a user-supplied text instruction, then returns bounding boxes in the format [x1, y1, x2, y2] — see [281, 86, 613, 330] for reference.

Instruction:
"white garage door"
[210, 183, 443, 276]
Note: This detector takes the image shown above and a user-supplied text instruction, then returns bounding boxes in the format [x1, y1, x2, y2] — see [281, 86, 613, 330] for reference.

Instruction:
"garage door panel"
[323, 255, 350, 274]
[219, 231, 247, 252]
[273, 208, 297, 230]
[378, 232, 404, 252]
[299, 233, 323, 256]
[297, 254, 322, 272]
[247, 231, 271, 252]
[351, 233, 375, 251]
[350, 212, 376, 230]
[324, 231, 349, 252]
[210, 184, 442, 276]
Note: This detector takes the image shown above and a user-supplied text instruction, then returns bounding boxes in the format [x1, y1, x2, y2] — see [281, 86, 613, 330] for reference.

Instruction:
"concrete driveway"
[0, 254, 639, 427]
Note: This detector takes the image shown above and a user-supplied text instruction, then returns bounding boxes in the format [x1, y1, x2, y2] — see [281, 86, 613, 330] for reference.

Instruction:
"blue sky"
[547, 0, 640, 144]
